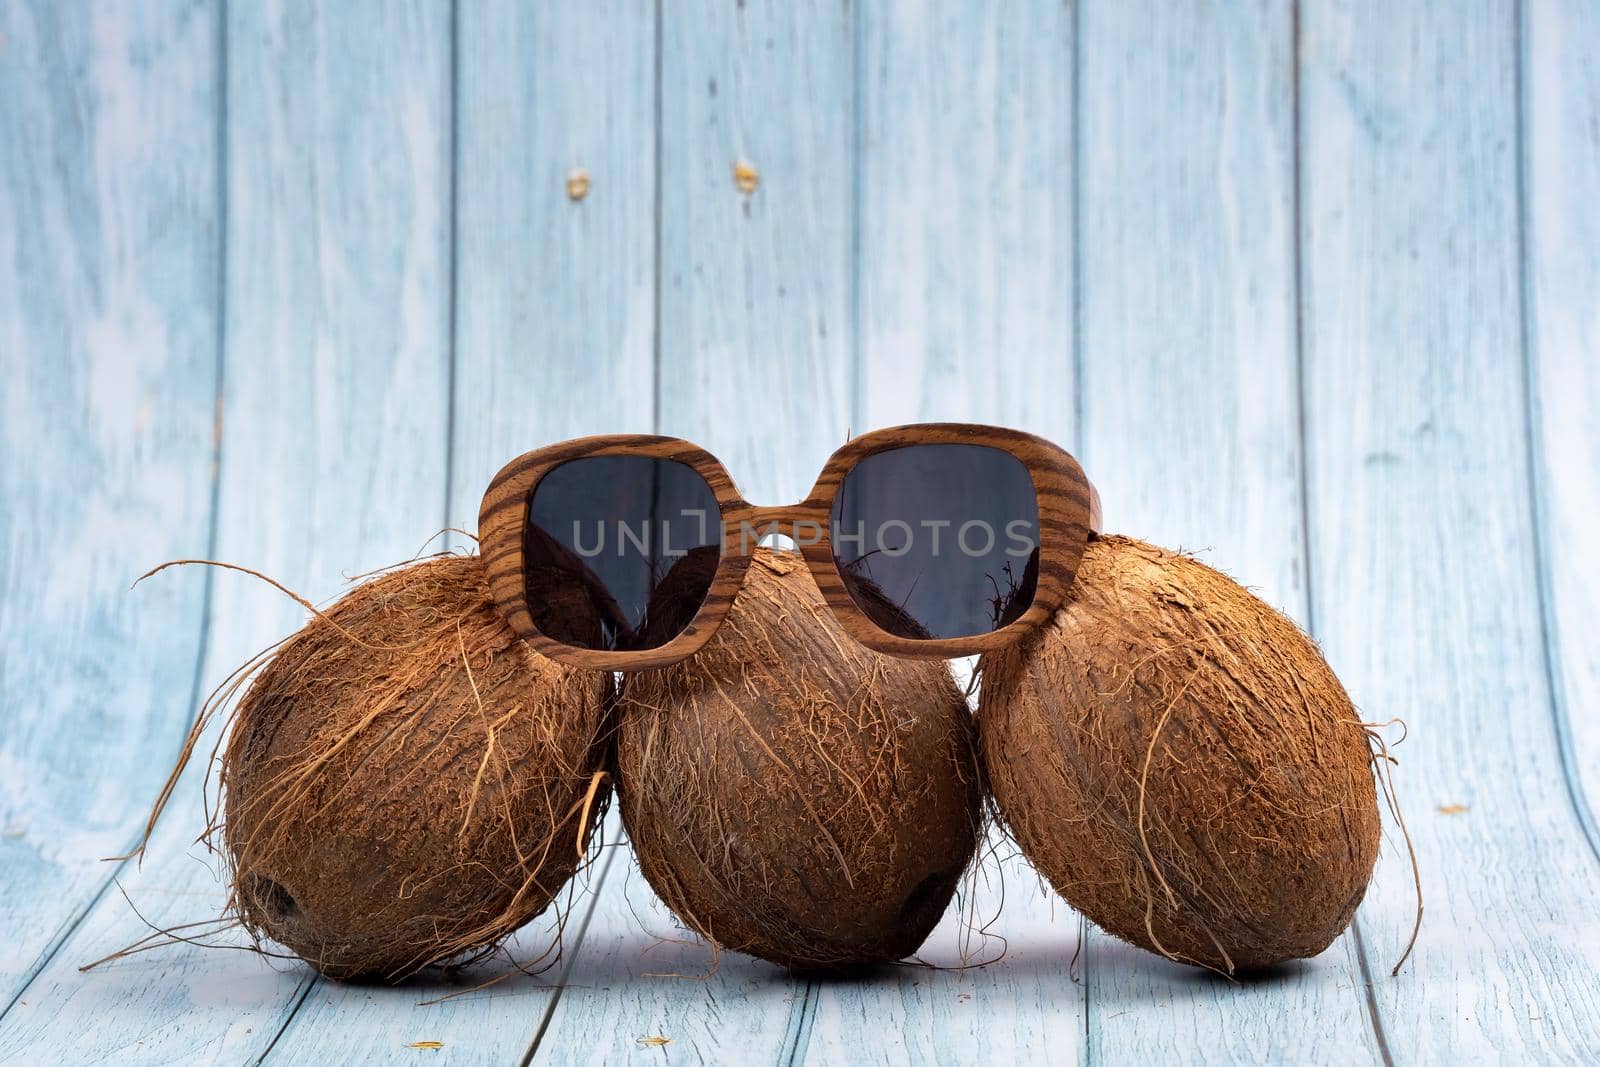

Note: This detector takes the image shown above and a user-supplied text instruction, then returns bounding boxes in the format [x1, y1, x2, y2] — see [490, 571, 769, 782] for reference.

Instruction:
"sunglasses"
[478, 423, 1100, 669]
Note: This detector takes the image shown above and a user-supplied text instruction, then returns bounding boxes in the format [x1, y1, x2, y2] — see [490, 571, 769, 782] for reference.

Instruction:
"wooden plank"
[1299, 0, 1600, 1059]
[444, 1, 658, 529]
[801, 3, 1085, 1063]
[1078, 0, 1306, 615]
[1523, 0, 1600, 856]
[854, 0, 1075, 435]
[214, 0, 461, 1061]
[651, 0, 855, 504]
[428, 3, 662, 1065]
[800, 840, 1087, 1067]
[0, 0, 222, 1024]
[264, 900, 589, 1067]
[1076, 2, 1383, 1059]
[276, 2, 658, 1058]
[530, 841, 822, 1066]
[0, 2, 455, 1062]
[530, 2, 856, 1062]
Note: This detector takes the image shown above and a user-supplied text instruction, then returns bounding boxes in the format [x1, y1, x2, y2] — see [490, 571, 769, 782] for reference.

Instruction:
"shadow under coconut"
[594, 925, 827, 988]
[1081, 937, 1317, 1004]
[276, 911, 595, 998]
[856, 930, 1312, 1008]
[782, 960, 903, 985]
[315, 965, 563, 996]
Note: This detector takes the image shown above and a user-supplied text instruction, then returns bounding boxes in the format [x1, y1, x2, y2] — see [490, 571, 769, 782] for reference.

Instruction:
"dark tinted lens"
[526, 456, 722, 651]
[830, 444, 1039, 640]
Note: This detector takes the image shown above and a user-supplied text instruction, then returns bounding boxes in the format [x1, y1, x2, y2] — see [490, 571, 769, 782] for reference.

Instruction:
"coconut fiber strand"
[980, 535, 1381, 973]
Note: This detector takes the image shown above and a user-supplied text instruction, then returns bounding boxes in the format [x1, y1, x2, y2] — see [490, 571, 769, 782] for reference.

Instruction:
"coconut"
[210, 554, 610, 980]
[615, 548, 981, 971]
[979, 535, 1381, 974]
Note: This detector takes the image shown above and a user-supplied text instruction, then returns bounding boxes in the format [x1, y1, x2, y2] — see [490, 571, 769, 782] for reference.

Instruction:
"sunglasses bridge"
[723, 501, 832, 552]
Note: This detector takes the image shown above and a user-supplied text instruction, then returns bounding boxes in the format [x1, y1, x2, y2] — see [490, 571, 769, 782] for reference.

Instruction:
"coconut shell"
[616, 548, 981, 971]
[979, 535, 1380, 973]
[223, 554, 609, 980]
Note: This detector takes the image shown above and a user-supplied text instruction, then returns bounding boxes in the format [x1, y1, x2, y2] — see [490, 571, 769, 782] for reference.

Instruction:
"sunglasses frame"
[479, 423, 1099, 670]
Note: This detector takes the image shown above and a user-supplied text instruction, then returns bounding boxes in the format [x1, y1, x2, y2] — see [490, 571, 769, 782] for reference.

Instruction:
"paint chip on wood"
[733, 159, 759, 194]
[637, 1036, 671, 1047]
[408, 1041, 444, 1050]
[566, 168, 590, 201]
[1437, 803, 1469, 815]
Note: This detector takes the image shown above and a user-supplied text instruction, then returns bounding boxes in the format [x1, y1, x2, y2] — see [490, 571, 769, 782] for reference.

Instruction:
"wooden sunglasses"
[479, 423, 1100, 669]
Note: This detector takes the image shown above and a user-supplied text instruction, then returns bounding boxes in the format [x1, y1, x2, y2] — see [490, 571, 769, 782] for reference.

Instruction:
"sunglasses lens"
[830, 444, 1039, 640]
[525, 456, 721, 652]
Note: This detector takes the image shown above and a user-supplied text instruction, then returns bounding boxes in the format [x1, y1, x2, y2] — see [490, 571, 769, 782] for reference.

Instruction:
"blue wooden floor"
[3, 1, 1599, 1063]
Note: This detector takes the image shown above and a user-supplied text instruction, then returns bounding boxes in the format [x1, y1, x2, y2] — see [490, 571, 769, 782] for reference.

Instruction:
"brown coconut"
[215, 554, 610, 980]
[616, 548, 981, 971]
[979, 535, 1380, 973]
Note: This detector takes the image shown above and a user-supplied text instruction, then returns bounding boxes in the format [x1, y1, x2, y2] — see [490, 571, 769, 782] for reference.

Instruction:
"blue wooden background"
[3, 1, 1598, 1063]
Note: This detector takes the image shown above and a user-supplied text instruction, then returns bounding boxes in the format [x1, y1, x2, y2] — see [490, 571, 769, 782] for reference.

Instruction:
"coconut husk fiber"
[979, 535, 1383, 974]
[127, 553, 612, 981]
[615, 548, 982, 972]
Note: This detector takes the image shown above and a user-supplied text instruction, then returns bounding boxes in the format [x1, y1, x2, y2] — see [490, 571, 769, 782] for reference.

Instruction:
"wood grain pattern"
[1076, 2, 1383, 1061]
[528, 843, 825, 1066]
[532, 2, 857, 1060]
[446, 0, 659, 533]
[1080, 0, 1307, 617]
[801, 847, 1088, 1067]
[855, 0, 1076, 434]
[1299, 0, 1600, 1058]
[477, 424, 1093, 668]
[653, 0, 855, 507]
[3, 1, 1600, 1062]
[233, 2, 460, 1059]
[0, 2, 455, 1061]
[1522, 0, 1600, 861]
[801, 5, 1087, 1060]
[445, 4, 661, 1063]
[0, 0, 222, 1022]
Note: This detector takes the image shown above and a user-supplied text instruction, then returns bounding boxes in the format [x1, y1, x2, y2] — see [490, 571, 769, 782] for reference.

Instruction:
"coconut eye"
[899, 871, 958, 926]
[244, 874, 299, 924]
